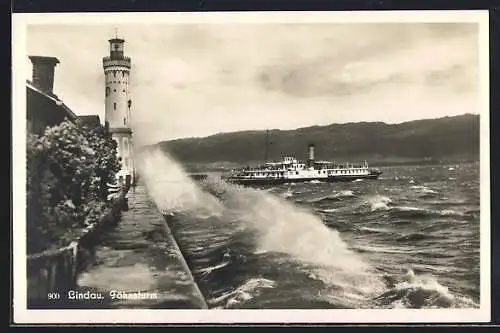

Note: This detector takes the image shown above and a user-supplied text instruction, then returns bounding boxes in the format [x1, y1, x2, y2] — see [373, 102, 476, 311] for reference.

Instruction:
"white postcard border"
[12, 10, 491, 324]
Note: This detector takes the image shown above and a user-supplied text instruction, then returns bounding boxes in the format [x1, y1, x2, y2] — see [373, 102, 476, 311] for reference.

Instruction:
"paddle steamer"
[224, 139, 382, 186]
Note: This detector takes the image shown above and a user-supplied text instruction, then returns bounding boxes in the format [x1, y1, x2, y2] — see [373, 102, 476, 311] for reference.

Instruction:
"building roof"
[109, 38, 125, 43]
[26, 79, 79, 122]
[78, 115, 102, 128]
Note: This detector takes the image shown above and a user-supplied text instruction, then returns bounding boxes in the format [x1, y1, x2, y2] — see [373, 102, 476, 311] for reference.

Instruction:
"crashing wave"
[307, 190, 356, 204]
[375, 269, 478, 309]
[208, 278, 277, 308]
[365, 195, 392, 212]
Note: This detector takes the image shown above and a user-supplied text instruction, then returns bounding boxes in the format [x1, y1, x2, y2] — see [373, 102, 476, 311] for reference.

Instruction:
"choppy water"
[138, 149, 480, 309]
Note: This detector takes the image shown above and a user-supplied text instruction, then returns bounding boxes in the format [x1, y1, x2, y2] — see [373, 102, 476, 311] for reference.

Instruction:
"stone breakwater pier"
[71, 185, 207, 309]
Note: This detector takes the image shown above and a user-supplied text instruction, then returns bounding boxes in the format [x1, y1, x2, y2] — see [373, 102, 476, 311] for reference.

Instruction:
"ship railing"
[323, 163, 370, 169]
[243, 166, 287, 172]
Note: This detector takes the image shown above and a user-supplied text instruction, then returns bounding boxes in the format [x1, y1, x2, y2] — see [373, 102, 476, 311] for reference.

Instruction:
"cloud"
[26, 22, 480, 145]
[254, 24, 478, 98]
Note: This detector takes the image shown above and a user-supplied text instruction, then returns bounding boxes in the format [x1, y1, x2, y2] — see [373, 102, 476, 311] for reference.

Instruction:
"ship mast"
[264, 129, 269, 163]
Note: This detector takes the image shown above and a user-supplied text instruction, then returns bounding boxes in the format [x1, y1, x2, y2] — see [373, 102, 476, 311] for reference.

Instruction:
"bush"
[26, 119, 121, 254]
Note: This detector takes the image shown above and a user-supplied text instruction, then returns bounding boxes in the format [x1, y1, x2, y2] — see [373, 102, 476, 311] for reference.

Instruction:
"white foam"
[282, 189, 294, 198]
[366, 195, 392, 212]
[208, 278, 277, 308]
[320, 208, 339, 213]
[388, 270, 479, 308]
[334, 190, 355, 198]
[396, 206, 423, 212]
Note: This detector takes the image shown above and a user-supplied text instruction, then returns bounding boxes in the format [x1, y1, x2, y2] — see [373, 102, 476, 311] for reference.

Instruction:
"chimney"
[308, 143, 315, 166]
[29, 56, 60, 94]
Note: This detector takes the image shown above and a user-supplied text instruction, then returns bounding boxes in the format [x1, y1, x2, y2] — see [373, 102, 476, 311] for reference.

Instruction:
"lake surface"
[139, 151, 480, 309]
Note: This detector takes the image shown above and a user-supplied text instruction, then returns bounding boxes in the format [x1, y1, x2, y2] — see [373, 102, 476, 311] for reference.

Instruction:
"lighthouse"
[103, 36, 134, 185]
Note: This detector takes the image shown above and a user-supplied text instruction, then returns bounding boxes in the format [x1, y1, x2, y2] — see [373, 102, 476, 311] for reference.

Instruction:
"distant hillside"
[156, 114, 479, 168]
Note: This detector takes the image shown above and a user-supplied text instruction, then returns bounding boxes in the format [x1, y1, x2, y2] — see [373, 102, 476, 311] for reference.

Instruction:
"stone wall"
[26, 189, 129, 308]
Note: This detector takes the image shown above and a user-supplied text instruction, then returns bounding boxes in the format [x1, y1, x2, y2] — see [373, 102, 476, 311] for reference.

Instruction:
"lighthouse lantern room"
[103, 36, 134, 185]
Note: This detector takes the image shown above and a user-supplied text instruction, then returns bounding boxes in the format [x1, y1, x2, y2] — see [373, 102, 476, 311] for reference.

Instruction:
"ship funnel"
[308, 143, 315, 166]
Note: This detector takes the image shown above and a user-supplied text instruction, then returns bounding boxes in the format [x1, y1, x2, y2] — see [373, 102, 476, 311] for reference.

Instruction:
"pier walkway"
[74, 185, 207, 309]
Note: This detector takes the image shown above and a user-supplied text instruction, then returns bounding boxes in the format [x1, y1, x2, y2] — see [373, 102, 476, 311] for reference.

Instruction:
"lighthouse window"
[296, 171, 299, 175]
[113, 102, 117, 110]
[123, 89, 125, 92]
[123, 138, 129, 152]
[114, 89, 116, 92]
[124, 117, 126, 125]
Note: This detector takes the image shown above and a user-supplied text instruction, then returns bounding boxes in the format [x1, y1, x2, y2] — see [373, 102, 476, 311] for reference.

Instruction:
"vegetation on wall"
[26, 119, 121, 254]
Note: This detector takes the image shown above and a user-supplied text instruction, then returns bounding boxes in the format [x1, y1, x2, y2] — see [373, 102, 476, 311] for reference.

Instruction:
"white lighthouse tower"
[103, 36, 134, 185]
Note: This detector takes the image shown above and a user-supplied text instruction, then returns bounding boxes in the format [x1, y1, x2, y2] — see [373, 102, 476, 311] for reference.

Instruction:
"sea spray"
[135, 148, 223, 215]
[138, 149, 386, 305]
[201, 177, 387, 301]
[221, 186, 365, 269]
[198, 177, 365, 267]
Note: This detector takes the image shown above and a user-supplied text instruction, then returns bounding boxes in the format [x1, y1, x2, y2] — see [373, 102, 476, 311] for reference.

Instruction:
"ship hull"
[223, 171, 382, 186]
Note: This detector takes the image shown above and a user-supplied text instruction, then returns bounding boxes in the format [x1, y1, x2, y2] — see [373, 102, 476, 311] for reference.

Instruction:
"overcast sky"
[26, 22, 480, 146]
